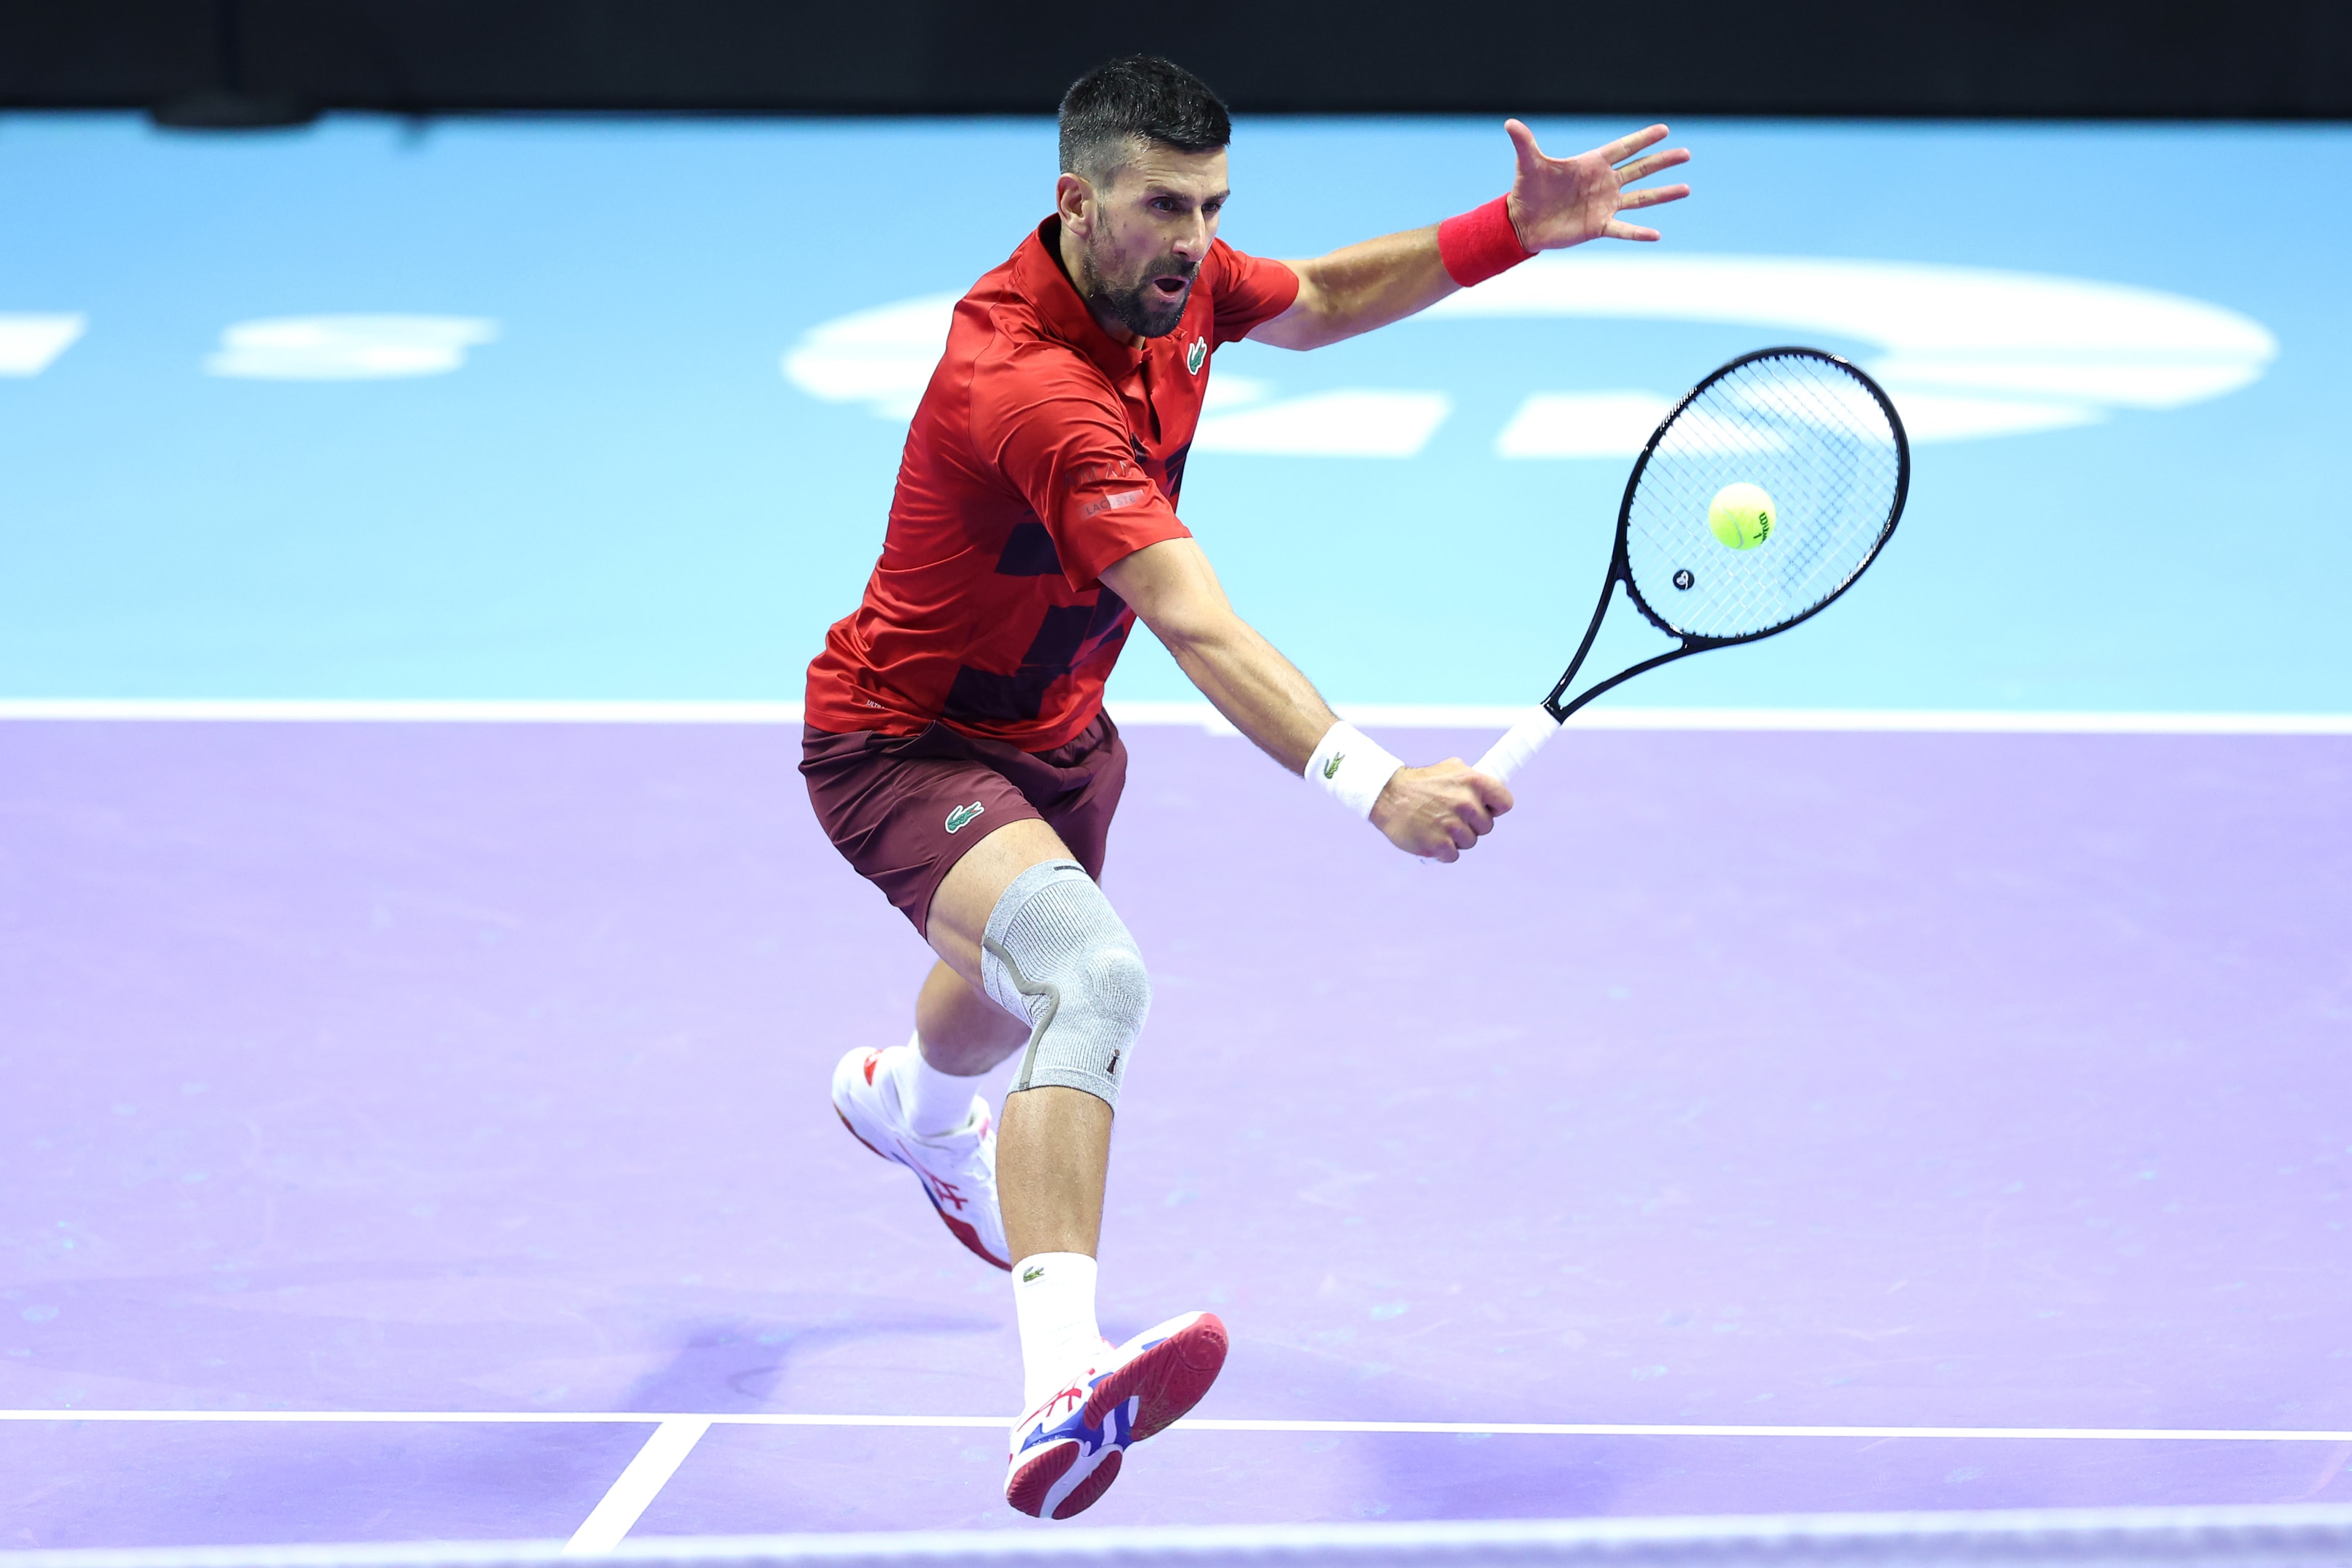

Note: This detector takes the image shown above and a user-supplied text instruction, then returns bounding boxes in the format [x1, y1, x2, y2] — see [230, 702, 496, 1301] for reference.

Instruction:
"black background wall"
[2, 0, 2348, 118]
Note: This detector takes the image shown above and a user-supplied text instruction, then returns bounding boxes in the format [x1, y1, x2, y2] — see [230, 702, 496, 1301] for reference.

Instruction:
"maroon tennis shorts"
[799, 711, 1127, 937]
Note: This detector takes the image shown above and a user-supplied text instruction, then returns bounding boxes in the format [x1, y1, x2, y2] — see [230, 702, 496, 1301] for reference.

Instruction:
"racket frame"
[1536, 346, 1911, 725]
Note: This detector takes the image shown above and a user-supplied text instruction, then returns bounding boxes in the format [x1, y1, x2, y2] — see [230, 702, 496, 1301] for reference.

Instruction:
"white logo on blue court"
[785, 257, 2275, 460]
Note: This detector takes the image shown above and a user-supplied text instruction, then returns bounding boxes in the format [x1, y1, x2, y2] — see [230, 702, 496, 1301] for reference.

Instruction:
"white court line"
[1159, 702, 2352, 735]
[0, 1409, 998, 1427]
[9, 1504, 2352, 1568]
[563, 1417, 711, 1556]
[15, 1411, 2352, 1562]
[0, 698, 2345, 734]
[6, 1409, 2351, 1442]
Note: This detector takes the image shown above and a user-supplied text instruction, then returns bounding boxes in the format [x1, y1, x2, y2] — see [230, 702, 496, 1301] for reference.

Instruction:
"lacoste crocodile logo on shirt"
[1186, 337, 1206, 374]
[945, 801, 986, 833]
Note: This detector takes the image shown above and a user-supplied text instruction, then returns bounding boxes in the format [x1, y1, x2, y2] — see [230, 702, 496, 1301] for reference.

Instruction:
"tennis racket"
[1475, 346, 1909, 784]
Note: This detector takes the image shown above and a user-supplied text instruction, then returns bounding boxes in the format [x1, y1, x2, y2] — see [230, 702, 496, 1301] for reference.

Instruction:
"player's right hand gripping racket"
[1476, 347, 1910, 785]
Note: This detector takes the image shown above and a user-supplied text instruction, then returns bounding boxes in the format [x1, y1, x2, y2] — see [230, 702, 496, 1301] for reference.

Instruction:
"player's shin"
[978, 859, 1149, 1390]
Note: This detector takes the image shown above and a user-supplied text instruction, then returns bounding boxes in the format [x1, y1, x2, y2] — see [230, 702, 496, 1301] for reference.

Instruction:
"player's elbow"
[1249, 277, 1349, 352]
[1141, 602, 1244, 663]
[1246, 317, 1327, 353]
[1257, 302, 1352, 352]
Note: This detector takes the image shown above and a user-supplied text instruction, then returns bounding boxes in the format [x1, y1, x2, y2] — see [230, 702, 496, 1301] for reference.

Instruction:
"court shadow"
[0, 1264, 1004, 1543]
[1357, 1429, 1622, 1522]
[610, 1308, 1003, 1415]
[1217, 1344, 1623, 1521]
[0, 1260, 997, 1416]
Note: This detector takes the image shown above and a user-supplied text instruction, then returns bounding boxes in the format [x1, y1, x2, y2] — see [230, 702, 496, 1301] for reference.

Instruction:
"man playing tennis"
[806, 57, 1688, 1518]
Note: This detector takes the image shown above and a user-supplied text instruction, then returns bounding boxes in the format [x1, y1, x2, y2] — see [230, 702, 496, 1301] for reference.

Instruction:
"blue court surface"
[0, 113, 2348, 715]
[1, 114, 2350, 1564]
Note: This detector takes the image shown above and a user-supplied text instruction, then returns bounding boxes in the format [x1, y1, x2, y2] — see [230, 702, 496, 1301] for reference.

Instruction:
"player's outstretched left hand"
[1503, 121, 1691, 250]
[1371, 761, 1514, 863]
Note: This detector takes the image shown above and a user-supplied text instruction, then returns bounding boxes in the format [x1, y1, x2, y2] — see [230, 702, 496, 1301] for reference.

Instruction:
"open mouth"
[1151, 275, 1191, 299]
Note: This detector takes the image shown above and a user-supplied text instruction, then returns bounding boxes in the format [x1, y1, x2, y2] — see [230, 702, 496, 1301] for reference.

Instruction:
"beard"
[1078, 240, 1198, 339]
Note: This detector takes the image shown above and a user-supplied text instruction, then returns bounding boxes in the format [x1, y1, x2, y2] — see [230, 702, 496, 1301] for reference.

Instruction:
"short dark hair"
[1058, 56, 1231, 185]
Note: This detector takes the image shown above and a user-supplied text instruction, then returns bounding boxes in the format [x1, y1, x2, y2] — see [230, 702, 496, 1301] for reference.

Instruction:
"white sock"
[1012, 1252, 1102, 1410]
[886, 1033, 981, 1137]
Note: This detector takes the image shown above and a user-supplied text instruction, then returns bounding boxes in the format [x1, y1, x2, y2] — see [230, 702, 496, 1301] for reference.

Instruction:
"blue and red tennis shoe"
[1004, 1310, 1228, 1519]
[830, 1044, 1010, 1270]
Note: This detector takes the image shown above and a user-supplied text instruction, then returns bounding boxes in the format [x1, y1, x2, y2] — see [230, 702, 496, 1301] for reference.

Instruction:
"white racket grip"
[1474, 705, 1562, 785]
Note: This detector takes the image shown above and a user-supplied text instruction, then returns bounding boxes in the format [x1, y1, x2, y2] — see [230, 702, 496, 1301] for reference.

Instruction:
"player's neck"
[1054, 220, 1145, 350]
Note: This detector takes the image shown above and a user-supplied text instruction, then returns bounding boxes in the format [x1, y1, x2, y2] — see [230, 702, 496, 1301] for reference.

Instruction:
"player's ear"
[1055, 172, 1095, 235]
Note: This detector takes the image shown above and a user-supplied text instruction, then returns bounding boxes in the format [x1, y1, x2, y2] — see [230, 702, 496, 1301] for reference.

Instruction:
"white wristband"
[1306, 721, 1403, 821]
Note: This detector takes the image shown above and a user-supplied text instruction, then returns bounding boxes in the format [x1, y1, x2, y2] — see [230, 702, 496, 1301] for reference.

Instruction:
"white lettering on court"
[1438, 253, 2274, 454]
[0, 314, 87, 376]
[206, 316, 499, 380]
[783, 256, 2273, 457]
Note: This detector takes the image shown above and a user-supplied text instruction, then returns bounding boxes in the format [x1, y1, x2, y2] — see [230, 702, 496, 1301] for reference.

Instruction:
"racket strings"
[1636, 368, 1889, 635]
[1624, 353, 1902, 642]
[1644, 369, 1878, 632]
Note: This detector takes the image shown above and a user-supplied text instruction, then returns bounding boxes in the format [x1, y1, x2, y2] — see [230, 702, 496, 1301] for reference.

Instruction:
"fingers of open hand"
[1504, 117, 1546, 172]
[1614, 148, 1690, 185]
[1617, 181, 1691, 211]
[1599, 124, 1671, 165]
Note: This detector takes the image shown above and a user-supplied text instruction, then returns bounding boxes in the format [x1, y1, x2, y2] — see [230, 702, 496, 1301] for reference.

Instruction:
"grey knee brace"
[981, 859, 1150, 1110]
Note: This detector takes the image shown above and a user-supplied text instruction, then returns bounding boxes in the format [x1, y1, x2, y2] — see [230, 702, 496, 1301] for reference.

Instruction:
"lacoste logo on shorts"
[1321, 754, 1344, 780]
[944, 801, 985, 833]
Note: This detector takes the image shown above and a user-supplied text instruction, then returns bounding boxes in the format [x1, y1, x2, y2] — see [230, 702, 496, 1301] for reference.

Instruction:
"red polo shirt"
[804, 219, 1301, 751]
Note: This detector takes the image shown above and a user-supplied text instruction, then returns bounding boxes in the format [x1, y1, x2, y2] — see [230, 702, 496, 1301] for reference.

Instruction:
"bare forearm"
[1103, 539, 1338, 770]
[1159, 611, 1516, 865]
[1101, 539, 1512, 862]
[1158, 613, 1336, 774]
[1255, 227, 1459, 351]
[1249, 121, 1691, 357]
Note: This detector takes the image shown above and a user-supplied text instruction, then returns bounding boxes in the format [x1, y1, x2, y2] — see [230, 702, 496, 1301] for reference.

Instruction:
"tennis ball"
[1707, 482, 1776, 550]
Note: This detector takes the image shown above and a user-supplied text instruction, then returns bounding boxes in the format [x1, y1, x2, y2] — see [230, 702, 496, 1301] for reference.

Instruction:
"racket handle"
[1474, 705, 1561, 785]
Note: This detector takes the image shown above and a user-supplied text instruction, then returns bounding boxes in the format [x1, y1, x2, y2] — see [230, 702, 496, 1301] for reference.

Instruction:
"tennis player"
[806, 57, 1688, 1518]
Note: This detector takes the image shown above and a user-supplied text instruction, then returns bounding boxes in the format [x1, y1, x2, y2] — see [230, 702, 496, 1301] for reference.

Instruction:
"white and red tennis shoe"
[1003, 1311, 1228, 1519]
[830, 1045, 1009, 1270]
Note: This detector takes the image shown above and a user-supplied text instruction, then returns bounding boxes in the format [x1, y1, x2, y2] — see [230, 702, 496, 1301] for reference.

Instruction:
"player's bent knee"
[979, 859, 1150, 1111]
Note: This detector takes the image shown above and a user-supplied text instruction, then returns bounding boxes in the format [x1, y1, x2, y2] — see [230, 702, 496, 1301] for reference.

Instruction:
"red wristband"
[1437, 195, 1532, 287]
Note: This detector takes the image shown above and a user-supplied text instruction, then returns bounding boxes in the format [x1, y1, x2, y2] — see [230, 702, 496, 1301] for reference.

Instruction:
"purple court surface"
[1, 717, 2348, 1547]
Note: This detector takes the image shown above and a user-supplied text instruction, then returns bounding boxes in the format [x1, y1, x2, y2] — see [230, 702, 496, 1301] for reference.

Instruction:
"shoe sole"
[831, 1052, 1010, 1272]
[1004, 1314, 1226, 1519]
[1051, 1447, 1122, 1519]
[1004, 1437, 1122, 1520]
[1087, 1312, 1228, 1442]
